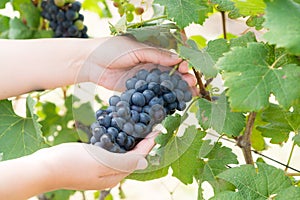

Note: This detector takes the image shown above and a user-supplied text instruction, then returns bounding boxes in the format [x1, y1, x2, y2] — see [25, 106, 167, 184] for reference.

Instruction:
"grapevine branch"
[237, 112, 256, 165]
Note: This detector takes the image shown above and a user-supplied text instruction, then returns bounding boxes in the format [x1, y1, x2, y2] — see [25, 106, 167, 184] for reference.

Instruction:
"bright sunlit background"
[1, 1, 299, 199]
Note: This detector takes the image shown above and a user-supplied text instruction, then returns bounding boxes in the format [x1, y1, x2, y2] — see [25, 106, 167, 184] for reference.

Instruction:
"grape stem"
[285, 142, 296, 172]
[221, 11, 227, 40]
[236, 112, 256, 165]
[126, 15, 167, 29]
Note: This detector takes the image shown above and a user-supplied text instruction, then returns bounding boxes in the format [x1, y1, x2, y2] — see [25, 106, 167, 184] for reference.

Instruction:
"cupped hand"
[82, 36, 197, 94]
[32, 132, 158, 191]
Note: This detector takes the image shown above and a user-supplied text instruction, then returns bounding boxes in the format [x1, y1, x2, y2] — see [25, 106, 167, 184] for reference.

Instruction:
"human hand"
[32, 132, 157, 191]
[81, 36, 197, 94]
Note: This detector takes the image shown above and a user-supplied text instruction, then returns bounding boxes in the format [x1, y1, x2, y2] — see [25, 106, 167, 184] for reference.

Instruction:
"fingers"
[134, 47, 182, 67]
[129, 131, 159, 155]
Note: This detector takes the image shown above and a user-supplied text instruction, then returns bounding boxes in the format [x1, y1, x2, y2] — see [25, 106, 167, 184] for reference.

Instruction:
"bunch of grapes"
[90, 68, 193, 153]
[41, 0, 88, 38]
[112, 0, 144, 22]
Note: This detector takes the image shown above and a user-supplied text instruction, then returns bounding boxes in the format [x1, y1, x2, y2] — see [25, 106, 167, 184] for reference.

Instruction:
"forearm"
[0, 38, 107, 99]
[0, 154, 56, 200]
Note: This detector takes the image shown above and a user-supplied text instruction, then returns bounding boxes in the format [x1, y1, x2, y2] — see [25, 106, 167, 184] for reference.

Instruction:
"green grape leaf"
[82, 0, 112, 18]
[0, 0, 9, 8]
[217, 42, 300, 111]
[129, 126, 205, 182]
[246, 15, 265, 30]
[156, 113, 182, 147]
[171, 127, 205, 184]
[257, 103, 300, 144]
[154, 0, 208, 28]
[0, 97, 45, 161]
[180, 39, 229, 78]
[198, 141, 238, 197]
[293, 134, 300, 147]
[189, 35, 207, 49]
[127, 24, 178, 49]
[251, 111, 267, 151]
[232, 0, 265, 16]
[38, 95, 94, 145]
[276, 186, 300, 199]
[45, 190, 76, 200]
[8, 17, 33, 39]
[11, 0, 40, 28]
[229, 31, 257, 48]
[0, 15, 10, 33]
[196, 92, 245, 137]
[263, 0, 300, 55]
[32, 30, 53, 38]
[213, 163, 293, 199]
[211, 0, 241, 18]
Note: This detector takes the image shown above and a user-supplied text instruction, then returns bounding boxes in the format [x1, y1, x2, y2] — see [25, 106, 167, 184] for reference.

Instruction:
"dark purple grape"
[135, 80, 148, 92]
[117, 132, 128, 146]
[136, 69, 149, 80]
[148, 82, 161, 95]
[177, 80, 188, 90]
[139, 113, 151, 125]
[146, 72, 160, 83]
[109, 95, 121, 106]
[163, 92, 177, 104]
[131, 110, 140, 123]
[177, 101, 187, 111]
[107, 127, 119, 138]
[126, 77, 138, 89]
[149, 97, 164, 107]
[143, 90, 155, 103]
[131, 92, 146, 107]
[71, 1, 81, 12]
[124, 136, 135, 150]
[131, 105, 143, 113]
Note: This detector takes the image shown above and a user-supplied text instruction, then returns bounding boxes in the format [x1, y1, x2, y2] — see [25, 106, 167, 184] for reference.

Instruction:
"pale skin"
[0, 36, 197, 200]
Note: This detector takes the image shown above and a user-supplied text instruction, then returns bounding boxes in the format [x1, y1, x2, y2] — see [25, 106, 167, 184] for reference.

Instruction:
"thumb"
[81, 143, 149, 172]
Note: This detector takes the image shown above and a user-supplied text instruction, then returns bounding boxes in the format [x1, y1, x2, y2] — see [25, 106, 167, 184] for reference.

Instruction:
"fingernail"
[171, 53, 180, 59]
[136, 158, 148, 170]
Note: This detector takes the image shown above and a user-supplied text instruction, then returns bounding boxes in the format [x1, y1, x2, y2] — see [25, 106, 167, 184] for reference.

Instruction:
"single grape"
[117, 107, 131, 119]
[70, 1, 81, 12]
[183, 90, 193, 102]
[135, 80, 148, 92]
[143, 89, 155, 103]
[139, 113, 151, 125]
[149, 96, 164, 107]
[131, 110, 140, 123]
[177, 80, 189, 91]
[116, 132, 128, 146]
[160, 72, 171, 82]
[136, 69, 149, 80]
[149, 104, 166, 122]
[160, 80, 174, 92]
[126, 77, 138, 90]
[66, 10, 77, 20]
[146, 72, 160, 83]
[177, 101, 187, 111]
[134, 123, 146, 134]
[109, 95, 121, 106]
[149, 68, 162, 75]
[174, 89, 184, 101]
[131, 92, 146, 107]
[124, 136, 135, 150]
[123, 122, 134, 134]
[131, 105, 143, 113]
[107, 127, 119, 138]
[163, 92, 177, 104]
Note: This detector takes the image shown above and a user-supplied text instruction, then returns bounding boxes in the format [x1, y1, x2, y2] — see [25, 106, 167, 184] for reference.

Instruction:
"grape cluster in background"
[112, 0, 144, 22]
[41, 0, 88, 38]
[90, 68, 193, 153]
